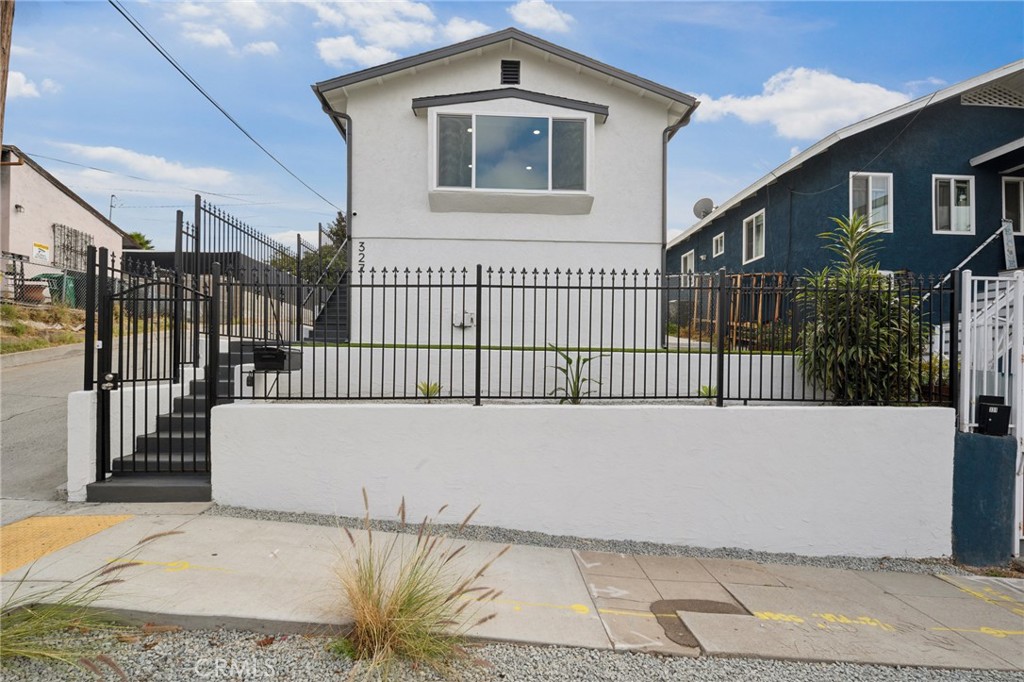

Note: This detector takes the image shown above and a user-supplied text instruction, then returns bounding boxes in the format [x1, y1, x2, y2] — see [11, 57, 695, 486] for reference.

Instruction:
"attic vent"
[961, 83, 1024, 109]
[501, 60, 520, 85]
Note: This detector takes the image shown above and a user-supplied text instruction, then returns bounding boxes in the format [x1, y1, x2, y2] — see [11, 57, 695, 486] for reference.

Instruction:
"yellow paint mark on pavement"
[105, 557, 232, 573]
[1, 515, 133, 575]
[940, 576, 1024, 617]
[931, 627, 1024, 639]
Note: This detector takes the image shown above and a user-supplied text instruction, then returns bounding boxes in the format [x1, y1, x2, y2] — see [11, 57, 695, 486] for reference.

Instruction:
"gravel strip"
[1, 631, 1018, 681]
[204, 504, 971, 576]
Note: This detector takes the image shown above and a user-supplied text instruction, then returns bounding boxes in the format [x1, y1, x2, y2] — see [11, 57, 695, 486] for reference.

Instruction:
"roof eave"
[313, 27, 696, 109]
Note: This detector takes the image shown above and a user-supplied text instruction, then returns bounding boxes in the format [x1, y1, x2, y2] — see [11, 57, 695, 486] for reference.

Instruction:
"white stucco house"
[312, 28, 699, 275]
[1, 145, 138, 300]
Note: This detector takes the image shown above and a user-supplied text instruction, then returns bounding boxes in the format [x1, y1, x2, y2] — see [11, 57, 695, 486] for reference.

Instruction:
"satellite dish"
[693, 198, 715, 220]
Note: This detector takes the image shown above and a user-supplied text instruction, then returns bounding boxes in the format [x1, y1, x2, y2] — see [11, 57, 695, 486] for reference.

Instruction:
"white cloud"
[243, 41, 280, 56]
[442, 17, 491, 43]
[11, 45, 37, 57]
[41, 79, 62, 94]
[789, 146, 801, 159]
[360, 19, 435, 49]
[8, 72, 40, 98]
[906, 76, 947, 94]
[221, 1, 279, 31]
[507, 0, 574, 33]
[182, 23, 234, 49]
[58, 143, 234, 188]
[305, 1, 490, 68]
[317, 36, 398, 68]
[305, 1, 435, 29]
[696, 68, 911, 140]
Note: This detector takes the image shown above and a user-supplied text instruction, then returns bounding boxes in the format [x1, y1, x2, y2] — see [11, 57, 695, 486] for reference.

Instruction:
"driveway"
[1, 347, 83, 500]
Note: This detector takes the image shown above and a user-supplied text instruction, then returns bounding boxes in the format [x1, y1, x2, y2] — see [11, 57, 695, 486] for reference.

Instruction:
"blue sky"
[7, 1, 1023, 251]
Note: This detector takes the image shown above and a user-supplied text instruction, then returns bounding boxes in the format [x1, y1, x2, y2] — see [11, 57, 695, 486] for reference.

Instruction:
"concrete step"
[112, 452, 209, 473]
[87, 474, 210, 502]
[134, 432, 207, 455]
[157, 412, 206, 430]
[173, 395, 209, 411]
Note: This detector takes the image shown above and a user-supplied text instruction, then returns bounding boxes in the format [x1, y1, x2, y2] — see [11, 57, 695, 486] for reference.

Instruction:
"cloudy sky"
[6, 1, 1023, 250]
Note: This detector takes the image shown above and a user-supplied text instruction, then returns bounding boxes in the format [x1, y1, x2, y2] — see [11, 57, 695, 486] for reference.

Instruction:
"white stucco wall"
[338, 43, 674, 272]
[1, 152, 125, 267]
[66, 391, 98, 502]
[212, 404, 954, 557]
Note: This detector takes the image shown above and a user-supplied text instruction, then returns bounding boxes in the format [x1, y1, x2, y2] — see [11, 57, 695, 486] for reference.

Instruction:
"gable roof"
[668, 59, 1024, 249]
[312, 27, 697, 137]
[2, 145, 140, 248]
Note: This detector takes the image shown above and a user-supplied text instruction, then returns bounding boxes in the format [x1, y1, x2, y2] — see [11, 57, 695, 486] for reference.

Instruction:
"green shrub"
[797, 214, 925, 404]
[0, 303, 17, 321]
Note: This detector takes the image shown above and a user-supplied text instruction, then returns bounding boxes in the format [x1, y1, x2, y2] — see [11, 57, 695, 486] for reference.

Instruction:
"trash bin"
[29, 273, 76, 306]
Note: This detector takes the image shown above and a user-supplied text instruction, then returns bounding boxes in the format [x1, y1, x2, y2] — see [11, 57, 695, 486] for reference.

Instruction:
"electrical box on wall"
[453, 311, 475, 328]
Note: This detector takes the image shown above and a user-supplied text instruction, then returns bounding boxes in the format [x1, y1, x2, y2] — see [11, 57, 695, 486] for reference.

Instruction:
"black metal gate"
[89, 246, 220, 480]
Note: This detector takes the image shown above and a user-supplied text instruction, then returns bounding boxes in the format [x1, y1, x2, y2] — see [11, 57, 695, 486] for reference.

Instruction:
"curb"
[1, 342, 83, 369]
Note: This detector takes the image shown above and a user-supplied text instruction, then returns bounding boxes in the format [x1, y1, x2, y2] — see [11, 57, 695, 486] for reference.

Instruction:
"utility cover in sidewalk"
[651, 599, 749, 648]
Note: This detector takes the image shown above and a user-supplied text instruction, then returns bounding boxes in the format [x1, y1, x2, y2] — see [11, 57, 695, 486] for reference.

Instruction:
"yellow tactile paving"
[1, 515, 133, 575]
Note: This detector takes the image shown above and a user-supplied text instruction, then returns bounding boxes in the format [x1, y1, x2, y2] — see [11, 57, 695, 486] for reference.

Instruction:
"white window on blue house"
[850, 172, 892, 231]
[680, 249, 696, 285]
[437, 114, 586, 191]
[712, 232, 725, 258]
[742, 210, 765, 264]
[1004, 178, 1024, 234]
[933, 175, 975, 234]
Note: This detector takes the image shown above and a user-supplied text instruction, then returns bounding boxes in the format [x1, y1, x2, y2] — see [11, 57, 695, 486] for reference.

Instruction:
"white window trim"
[681, 249, 695, 273]
[849, 172, 894, 233]
[430, 109, 592, 194]
[932, 174, 976, 235]
[712, 232, 725, 258]
[742, 209, 766, 265]
[1002, 176, 1024, 234]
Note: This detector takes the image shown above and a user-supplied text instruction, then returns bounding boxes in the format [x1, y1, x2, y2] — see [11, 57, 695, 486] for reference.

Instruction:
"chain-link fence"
[2, 251, 91, 308]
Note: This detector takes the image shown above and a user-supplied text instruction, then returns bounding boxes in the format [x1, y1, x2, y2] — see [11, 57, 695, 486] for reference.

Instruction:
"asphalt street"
[1, 348, 82, 500]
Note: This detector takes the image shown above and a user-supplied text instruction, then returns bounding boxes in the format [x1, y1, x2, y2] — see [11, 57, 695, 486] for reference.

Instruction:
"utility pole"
[108, 194, 117, 221]
[0, 0, 15, 148]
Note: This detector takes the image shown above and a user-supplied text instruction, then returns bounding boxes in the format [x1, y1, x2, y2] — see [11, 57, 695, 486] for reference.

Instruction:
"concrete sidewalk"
[1, 499, 1021, 672]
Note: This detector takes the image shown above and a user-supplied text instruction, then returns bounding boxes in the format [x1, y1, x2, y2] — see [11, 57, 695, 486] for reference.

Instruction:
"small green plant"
[7, 321, 28, 337]
[416, 381, 442, 402]
[0, 303, 17, 321]
[547, 344, 606, 404]
[332, 490, 509, 680]
[698, 384, 717, 404]
[666, 321, 680, 337]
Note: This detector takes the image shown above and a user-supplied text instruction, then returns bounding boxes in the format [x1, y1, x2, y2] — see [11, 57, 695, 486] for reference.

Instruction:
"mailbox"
[252, 346, 302, 372]
[975, 395, 1010, 437]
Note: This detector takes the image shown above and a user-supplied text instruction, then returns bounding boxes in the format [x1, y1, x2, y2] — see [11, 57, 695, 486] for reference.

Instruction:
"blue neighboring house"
[667, 60, 1024, 278]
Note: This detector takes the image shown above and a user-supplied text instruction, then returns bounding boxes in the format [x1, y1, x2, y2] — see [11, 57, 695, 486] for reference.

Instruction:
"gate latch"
[99, 372, 120, 391]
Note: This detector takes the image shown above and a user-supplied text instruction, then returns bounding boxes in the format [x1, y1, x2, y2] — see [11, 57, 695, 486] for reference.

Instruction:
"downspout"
[661, 101, 699, 347]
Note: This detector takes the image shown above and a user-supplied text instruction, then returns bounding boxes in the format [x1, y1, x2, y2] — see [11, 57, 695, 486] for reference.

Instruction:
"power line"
[24, 151, 262, 203]
[107, 0, 341, 211]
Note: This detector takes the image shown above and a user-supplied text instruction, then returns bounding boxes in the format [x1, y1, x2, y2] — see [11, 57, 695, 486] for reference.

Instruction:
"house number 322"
[357, 241, 366, 273]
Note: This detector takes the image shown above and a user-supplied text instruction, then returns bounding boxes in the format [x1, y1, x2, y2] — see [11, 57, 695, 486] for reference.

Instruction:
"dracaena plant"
[796, 213, 925, 404]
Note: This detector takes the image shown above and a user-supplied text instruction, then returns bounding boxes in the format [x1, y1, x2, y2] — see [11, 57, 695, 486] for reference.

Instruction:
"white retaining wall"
[211, 404, 955, 557]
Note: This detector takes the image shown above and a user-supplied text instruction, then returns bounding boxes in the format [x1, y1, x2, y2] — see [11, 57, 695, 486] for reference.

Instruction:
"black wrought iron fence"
[214, 266, 959, 406]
